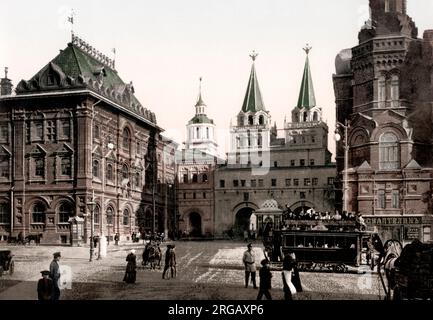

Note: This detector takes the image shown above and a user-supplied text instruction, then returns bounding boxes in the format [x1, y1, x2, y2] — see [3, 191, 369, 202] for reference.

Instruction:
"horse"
[142, 243, 161, 269]
[147, 245, 162, 270]
[373, 238, 403, 300]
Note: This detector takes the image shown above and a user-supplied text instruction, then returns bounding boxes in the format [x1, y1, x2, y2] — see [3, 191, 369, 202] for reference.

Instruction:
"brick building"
[0, 34, 176, 245]
[333, 0, 433, 244]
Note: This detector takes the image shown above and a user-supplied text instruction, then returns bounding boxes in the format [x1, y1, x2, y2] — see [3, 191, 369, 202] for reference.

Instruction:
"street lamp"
[335, 120, 350, 214]
[87, 193, 96, 262]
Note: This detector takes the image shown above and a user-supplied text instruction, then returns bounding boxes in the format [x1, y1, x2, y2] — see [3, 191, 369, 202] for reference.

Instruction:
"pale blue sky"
[1, 0, 432, 156]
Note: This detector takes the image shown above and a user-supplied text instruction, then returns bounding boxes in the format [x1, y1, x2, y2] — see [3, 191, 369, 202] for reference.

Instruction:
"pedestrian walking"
[243, 230, 249, 242]
[123, 249, 137, 284]
[281, 252, 297, 300]
[162, 244, 177, 279]
[257, 259, 272, 300]
[37, 270, 53, 301]
[114, 233, 120, 245]
[49, 252, 61, 300]
[242, 243, 257, 289]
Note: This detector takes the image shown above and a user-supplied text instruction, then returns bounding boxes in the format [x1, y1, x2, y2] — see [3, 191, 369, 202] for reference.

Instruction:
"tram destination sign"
[365, 217, 422, 226]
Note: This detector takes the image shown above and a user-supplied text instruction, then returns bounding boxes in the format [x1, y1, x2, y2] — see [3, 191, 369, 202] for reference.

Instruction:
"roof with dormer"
[241, 63, 266, 113]
[15, 34, 156, 125]
[297, 55, 316, 109]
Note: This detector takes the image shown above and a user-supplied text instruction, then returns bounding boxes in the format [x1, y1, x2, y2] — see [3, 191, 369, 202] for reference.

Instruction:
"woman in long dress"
[123, 249, 137, 284]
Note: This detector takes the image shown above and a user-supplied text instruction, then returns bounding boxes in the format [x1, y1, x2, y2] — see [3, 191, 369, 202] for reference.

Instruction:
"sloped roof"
[15, 36, 156, 125]
[296, 55, 316, 109]
[357, 161, 373, 171]
[405, 159, 422, 170]
[241, 63, 266, 113]
[188, 114, 214, 125]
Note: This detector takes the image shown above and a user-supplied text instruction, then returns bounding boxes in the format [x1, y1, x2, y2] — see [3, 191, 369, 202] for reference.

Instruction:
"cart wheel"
[9, 261, 14, 275]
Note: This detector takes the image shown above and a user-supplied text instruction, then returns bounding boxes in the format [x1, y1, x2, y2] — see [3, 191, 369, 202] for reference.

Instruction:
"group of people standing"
[242, 243, 302, 300]
[123, 244, 177, 284]
[37, 252, 62, 301]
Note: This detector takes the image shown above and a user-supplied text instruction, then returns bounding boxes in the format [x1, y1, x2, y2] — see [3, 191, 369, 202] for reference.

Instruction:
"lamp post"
[335, 120, 350, 214]
[87, 193, 96, 262]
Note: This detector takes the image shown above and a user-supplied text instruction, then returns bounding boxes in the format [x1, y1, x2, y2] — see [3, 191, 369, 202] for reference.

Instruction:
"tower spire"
[195, 77, 206, 115]
[297, 45, 316, 109]
[241, 51, 266, 113]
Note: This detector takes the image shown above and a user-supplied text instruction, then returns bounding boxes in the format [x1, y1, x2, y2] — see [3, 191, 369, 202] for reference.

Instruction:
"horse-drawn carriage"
[374, 238, 433, 300]
[142, 241, 162, 269]
[0, 250, 14, 277]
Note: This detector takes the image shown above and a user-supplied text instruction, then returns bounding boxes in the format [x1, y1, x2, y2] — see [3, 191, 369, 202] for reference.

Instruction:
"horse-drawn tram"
[263, 219, 375, 272]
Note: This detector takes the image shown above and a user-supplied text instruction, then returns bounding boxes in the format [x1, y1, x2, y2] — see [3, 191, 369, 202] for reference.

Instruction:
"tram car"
[263, 220, 375, 272]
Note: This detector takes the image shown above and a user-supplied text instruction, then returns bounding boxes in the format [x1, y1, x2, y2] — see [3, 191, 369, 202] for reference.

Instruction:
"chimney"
[1, 67, 13, 96]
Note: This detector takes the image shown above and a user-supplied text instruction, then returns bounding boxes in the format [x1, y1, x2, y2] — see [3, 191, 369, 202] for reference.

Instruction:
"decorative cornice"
[71, 33, 115, 69]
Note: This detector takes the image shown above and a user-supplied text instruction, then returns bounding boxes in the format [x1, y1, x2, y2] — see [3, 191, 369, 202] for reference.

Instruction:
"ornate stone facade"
[333, 0, 433, 244]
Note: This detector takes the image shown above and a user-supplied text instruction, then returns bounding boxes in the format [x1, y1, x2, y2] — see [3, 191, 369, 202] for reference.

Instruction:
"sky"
[1, 0, 433, 158]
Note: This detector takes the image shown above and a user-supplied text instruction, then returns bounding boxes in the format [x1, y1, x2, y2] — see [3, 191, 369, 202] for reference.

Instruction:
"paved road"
[0, 241, 384, 300]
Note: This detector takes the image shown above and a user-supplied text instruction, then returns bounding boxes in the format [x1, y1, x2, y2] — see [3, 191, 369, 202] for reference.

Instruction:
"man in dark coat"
[257, 259, 272, 300]
[37, 270, 53, 300]
[49, 252, 61, 300]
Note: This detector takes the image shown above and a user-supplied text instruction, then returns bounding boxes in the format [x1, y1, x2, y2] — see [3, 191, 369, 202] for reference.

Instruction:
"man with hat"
[242, 243, 257, 289]
[37, 270, 53, 300]
[49, 252, 61, 300]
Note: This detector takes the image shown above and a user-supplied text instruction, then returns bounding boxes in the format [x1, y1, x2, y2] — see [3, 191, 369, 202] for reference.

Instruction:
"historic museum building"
[333, 0, 433, 244]
[214, 50, 337, 237]
[0, 34, 176, 245]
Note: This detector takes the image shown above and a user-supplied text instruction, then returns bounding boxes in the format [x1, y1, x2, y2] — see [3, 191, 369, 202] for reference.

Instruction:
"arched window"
[0, 203, 10, 224]
[123, 128, 131, 152]
[134, 172, 139, 187]
[59, 203, 73, 223]
[206, 127, 209, 139]
[93, 160, 100, 178]
[122, 164, 129, 180]
[248, 116, 254, 125]
[202, 174, 208, 183]
[106, 163, 113, 181]
[196, 127, 200, 139]
[259, 115, 264, 125]
[303, 112, 308, 122]
[379, 132, 399, 170]
[313, 112, 318, 122]
[192, 174, 198, 183]
[257, 134, 263, 147]
[106, 207, 114, 225]
[94, 205, 100, 225]
[123, 209, 130, 226]
[239, 115, 244, 126]
[32, 203, 45, 223]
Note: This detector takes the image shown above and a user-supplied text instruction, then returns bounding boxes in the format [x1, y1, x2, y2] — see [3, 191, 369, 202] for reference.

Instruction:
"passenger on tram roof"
[334, 211, 342, 221]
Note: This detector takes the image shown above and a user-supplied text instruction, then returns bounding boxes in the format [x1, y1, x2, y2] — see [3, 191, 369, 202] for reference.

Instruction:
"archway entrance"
[189, 212, 202, 237]
[234, 207, 255, 237]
